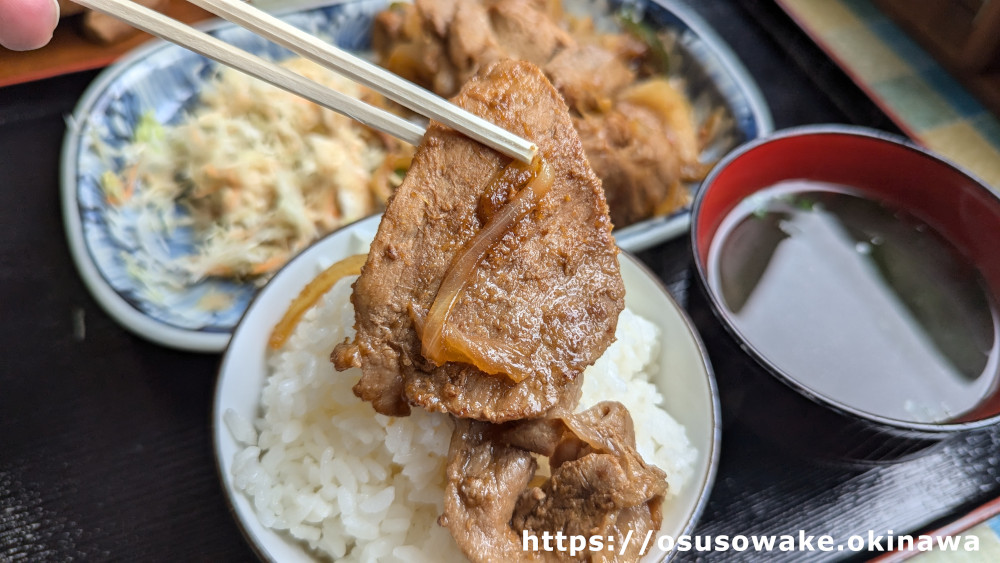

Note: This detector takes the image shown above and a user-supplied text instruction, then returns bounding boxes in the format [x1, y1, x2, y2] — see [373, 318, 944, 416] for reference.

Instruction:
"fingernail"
[52, 0, 62, 28]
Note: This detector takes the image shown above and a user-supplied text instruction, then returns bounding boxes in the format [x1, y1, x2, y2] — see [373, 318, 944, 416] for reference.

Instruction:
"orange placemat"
[0, 1, 213, 88]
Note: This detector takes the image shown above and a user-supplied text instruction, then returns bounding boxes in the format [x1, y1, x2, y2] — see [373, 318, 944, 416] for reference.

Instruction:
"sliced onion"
[421, 157, 554, 379]
[619, 78, 700, 165]
[443, 330, 530, 381]
[268, 253, 368, 350]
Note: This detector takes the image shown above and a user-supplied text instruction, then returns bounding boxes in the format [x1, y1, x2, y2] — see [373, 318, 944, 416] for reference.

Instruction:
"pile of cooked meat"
[443, 402, 668, 562]
[333, 60, 668, 562]
[371, 0, 713, 228]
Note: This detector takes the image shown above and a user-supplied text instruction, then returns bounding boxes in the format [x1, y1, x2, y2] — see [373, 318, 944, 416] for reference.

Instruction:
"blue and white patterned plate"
[60, 0, 771, 353]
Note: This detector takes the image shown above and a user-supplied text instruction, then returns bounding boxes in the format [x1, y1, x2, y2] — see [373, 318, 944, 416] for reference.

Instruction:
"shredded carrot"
[204, 252, 289, 278]
[205, 265, 234, 277]
[102, 164, 139, 207]
[121, 164, 139, 204]
[250, 253, 289, 276]
[268, 253, 368, 350]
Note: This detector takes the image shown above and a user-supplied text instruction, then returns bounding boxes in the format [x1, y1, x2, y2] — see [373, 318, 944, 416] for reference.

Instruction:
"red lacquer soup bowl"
[687, 125, 1000, 463]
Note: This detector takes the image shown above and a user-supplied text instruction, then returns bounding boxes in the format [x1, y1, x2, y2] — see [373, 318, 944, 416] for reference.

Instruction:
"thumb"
[0, 0, 60, 51]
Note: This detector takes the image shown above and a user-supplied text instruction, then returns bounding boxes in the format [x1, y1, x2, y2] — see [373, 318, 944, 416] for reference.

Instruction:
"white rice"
[227, 276, 696, 561]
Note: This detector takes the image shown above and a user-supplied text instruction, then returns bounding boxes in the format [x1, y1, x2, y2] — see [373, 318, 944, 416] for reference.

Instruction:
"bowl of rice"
[213, 215, 721, 562]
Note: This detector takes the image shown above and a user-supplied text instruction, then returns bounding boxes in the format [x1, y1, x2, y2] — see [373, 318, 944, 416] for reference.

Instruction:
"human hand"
[0, 0, 60, 51]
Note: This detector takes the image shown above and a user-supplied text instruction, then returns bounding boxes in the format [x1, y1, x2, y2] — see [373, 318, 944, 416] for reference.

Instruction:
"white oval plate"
[213, 215, 721, 561]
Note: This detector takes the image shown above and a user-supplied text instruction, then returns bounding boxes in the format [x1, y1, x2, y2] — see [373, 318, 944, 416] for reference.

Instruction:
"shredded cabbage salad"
[101, 58, 404, 287]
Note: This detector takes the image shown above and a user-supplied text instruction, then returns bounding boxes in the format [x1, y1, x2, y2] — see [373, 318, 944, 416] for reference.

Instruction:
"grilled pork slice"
[441, 402, 667, 562]
[510, 402, 668, 562]
[439, 418, 539, 562]
[335, 59, 624, 422]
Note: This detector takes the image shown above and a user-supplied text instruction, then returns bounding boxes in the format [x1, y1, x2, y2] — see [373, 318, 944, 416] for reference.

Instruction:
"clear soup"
[709, 180, 1000, 423]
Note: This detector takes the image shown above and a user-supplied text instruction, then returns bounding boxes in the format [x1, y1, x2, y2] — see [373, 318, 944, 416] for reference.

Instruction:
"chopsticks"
[71, 0, 538, 164]
[187, 0, 537, 163]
